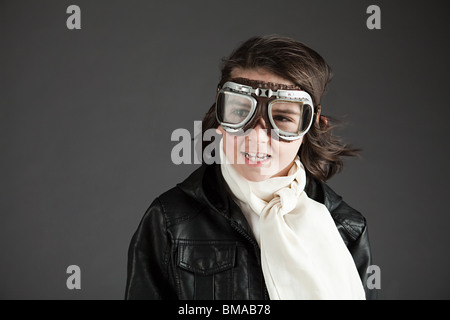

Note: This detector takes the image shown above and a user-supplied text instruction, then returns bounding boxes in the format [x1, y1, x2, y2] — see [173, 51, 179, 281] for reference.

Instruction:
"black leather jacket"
[125, 163, 376, 300]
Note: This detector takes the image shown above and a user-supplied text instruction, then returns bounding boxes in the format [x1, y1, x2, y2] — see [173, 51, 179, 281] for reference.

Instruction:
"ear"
[315, 105, 328, 127]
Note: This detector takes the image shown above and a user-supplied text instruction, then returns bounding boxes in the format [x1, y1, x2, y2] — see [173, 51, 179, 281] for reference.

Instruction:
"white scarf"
[219, 141, 366, 300]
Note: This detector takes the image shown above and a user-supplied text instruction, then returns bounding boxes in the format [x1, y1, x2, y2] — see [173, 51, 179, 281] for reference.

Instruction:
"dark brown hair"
[202, 35, 359, 182]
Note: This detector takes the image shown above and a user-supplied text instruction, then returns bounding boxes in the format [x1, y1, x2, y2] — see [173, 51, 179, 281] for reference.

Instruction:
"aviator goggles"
[215, 78, 315, 141]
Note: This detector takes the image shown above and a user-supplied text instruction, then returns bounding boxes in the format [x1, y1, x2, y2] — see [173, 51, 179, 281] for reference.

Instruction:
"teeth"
[244, 152, 270, 161]
[257, 153, 266, 158]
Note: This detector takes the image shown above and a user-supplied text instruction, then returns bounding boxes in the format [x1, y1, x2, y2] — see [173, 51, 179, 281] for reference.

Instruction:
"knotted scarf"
[219, 140, 366, 300]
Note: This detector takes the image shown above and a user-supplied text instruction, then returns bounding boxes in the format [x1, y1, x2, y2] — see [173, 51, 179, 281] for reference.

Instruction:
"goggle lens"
[269, 100, 313, 136]
[216, 91, 255, 127]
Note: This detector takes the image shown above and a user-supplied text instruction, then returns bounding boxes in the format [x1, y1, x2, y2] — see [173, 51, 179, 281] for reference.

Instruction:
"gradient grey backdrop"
[1, 0, 449, 299]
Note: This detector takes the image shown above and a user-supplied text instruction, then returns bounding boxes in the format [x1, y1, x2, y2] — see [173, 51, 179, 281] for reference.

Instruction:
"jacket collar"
[177, 163, 343, 222]
[177, 164, 254, 236]
[177, 164, 228, 213]
[305, 175, 344, 213]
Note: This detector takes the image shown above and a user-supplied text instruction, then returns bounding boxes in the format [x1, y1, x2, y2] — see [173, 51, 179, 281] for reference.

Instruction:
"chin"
[238, 167, 278, 182]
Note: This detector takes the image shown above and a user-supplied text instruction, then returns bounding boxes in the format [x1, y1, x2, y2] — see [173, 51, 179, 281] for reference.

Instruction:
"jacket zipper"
[211, 204, 269, 300]
[229, 220, 269, 300]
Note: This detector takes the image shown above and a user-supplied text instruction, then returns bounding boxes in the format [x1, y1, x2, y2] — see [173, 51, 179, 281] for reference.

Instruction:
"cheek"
[221, 131, 245, 161]
[276, 139, 302, 163]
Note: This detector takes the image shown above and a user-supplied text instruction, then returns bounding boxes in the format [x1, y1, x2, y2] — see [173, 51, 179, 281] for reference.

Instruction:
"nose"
[253, 117, 267, 129]
[247, 117, 270, 142]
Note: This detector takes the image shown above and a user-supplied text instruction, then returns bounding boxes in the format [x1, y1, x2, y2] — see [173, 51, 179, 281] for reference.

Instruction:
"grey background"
[1, 0, 449, 299]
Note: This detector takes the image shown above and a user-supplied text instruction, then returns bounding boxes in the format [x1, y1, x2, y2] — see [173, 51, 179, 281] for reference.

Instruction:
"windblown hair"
[202, 35, 359, 182]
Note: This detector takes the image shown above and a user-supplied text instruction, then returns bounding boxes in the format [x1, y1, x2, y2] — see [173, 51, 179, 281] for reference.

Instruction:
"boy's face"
[217, 68, 303, 182]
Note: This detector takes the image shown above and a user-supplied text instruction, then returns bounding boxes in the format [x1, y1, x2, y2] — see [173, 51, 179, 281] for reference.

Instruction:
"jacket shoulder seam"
[158, 186, 206, 227]
[332, 211, 366, 241]
[339, 219, 360, 240]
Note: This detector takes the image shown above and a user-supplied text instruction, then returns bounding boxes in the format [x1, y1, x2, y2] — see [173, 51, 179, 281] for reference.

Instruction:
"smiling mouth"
[242, 152, 272, 162]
